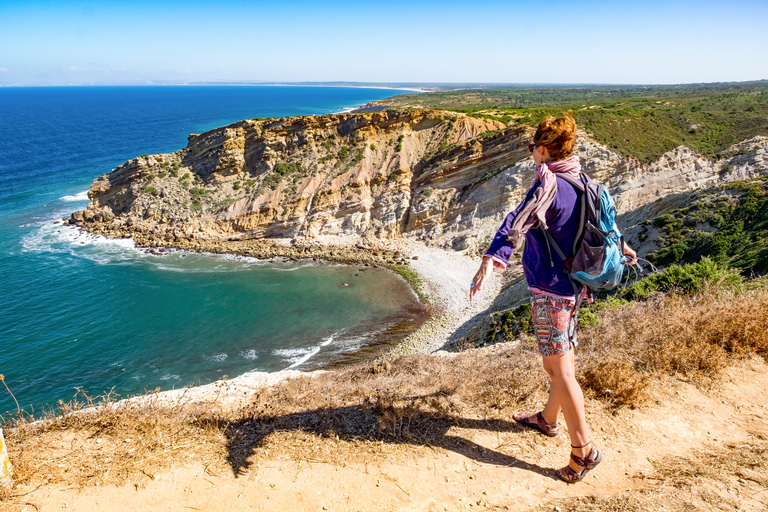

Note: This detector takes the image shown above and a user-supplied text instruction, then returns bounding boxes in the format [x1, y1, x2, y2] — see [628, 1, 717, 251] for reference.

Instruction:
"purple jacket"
[485, 176, 582, 298]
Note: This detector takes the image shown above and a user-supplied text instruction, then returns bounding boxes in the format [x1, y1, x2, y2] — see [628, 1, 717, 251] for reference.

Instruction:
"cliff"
[70, 109, 768, 259]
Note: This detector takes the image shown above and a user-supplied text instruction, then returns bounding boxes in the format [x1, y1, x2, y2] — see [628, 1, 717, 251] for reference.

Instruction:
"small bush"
[621, 257, 742, 300]
[144, 186, 158, 196]
[190, 187, 207, 199]
[485, 303, 532, 344]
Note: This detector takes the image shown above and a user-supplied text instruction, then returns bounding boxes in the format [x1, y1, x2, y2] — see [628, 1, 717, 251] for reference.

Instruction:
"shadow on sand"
[206, 395, 555, 481]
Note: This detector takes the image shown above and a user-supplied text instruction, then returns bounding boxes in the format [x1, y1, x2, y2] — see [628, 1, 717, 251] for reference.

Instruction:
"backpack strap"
[538, 173, 588, 269]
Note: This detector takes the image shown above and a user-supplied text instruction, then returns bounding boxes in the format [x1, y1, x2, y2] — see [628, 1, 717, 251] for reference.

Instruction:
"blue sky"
[1, 0, 766, 85]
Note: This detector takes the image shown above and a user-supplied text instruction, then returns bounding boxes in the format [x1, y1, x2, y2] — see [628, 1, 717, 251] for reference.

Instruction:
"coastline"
[72, 228, 506, 409]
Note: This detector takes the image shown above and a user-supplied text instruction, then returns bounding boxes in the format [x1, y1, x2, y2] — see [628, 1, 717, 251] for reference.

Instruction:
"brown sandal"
[513, 411, 560, 437]
[556, 446, 602, 483]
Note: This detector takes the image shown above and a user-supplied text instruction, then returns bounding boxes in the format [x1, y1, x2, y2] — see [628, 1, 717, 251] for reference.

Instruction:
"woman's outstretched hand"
[470, 256, 494, 301]
[623, 243, 637, 266]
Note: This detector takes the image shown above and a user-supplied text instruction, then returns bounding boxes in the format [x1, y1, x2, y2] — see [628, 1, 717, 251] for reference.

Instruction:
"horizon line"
[1, 79, 767, 89]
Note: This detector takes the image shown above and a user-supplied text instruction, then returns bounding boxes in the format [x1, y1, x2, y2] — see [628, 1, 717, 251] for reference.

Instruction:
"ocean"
[0, 86, 423, 415]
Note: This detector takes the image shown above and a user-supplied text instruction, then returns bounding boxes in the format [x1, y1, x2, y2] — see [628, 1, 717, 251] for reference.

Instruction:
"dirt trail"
[9, 356, 767, 512]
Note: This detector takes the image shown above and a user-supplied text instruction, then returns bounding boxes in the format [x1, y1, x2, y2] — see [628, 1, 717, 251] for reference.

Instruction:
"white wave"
[20, 219, 145, 265]
[206, 353, 228, 362]
[240, 349, 258, 360]
[159, 374, 180, 381]
[60, 190, 90, 202]
[276, 334, 335, 369]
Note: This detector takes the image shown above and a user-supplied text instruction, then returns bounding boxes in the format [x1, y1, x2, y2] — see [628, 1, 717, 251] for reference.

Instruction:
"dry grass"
[1, 391, 229, 503]
[577, 287, 768, 407]
[2, 283, 768, 501]
[539, 432, 768, 511]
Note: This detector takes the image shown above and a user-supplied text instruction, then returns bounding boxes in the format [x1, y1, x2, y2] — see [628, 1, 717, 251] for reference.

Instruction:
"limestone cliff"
[71, 109, 768, 258]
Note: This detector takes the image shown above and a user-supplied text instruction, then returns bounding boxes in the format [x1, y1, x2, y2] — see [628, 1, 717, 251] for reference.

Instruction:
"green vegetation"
[647, 178, 768, 273]
[620, 257, 743, 301]
[263, 162, 303, 190]
[484, 303, 532, 344]
[387, 264, 428, 303]
[368, 81, 768, 162]
[144, 186, 158, 196]
[189, 187, 209, 200]
[370, 143, 376, 151]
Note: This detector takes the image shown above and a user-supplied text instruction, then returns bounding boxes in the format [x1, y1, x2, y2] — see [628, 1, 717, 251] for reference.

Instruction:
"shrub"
[145, 186, 158, 196]
[484, 304, 532, 344]
[621, 257, 742, 300]
[190, 187, 207, 199]
[370, 144, 376, 151]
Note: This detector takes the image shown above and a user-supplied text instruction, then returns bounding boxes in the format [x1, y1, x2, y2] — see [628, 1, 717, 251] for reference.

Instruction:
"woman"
[470, 114, 636, 483]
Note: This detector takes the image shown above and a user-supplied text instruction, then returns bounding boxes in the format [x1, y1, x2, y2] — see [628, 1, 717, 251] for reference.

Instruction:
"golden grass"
[2, 284, 768, 503]
[578, 287, 768, 406]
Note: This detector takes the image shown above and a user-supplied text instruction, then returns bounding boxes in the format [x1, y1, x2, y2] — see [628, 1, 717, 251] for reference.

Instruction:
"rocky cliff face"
[71, 109, 768, 257]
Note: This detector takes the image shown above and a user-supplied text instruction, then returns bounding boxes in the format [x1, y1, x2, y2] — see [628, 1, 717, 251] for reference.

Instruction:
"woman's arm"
[470, 256, 494, 301]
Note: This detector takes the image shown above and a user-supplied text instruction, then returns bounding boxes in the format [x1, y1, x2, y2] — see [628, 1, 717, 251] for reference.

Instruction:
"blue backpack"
[541, 173, 627, 296]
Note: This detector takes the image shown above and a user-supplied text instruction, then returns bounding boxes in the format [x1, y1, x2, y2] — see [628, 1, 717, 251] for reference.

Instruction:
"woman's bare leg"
[539, 348, 574, 424]
[540, 350, 593, 469]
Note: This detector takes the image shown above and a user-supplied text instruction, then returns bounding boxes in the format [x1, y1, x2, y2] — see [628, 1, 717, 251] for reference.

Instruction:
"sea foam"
[276, 334, 335, 369]
[60, 190, 90, 202]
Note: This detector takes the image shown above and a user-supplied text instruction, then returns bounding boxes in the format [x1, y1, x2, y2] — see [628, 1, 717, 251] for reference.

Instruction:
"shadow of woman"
[206, 399, 555, 480]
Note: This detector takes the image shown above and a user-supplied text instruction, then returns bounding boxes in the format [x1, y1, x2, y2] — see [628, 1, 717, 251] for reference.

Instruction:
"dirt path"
[10, 356, 767, 512]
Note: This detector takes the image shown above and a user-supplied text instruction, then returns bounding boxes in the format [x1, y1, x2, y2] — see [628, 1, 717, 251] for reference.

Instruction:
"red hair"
[533, 113, 576, 161]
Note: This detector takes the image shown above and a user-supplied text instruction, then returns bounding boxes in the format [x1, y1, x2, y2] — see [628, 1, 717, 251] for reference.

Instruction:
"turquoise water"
[0, 86, 422, 415]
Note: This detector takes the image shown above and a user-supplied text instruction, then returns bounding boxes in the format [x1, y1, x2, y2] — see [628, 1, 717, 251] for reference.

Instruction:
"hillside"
[357, 81, 768, 163]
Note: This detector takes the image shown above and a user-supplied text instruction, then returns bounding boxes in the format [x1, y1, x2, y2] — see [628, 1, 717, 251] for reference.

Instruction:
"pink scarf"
[507, 155, 582, 251]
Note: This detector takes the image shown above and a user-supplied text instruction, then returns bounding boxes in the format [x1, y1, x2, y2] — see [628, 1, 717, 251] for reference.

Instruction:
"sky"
[1, 0, 766, 86]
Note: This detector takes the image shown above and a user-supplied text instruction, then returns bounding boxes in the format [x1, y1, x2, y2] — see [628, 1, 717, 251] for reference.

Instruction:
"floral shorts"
[531, 292, 578, 356]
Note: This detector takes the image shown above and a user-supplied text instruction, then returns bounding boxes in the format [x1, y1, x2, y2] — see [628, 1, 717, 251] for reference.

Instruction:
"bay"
[0, 86, 422, 415]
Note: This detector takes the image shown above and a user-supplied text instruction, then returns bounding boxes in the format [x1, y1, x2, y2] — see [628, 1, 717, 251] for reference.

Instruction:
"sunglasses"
[528, 143, 537, 153]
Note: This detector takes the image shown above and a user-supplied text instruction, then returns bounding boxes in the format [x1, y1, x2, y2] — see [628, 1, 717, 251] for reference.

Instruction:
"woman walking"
[469, 114, 636, 483]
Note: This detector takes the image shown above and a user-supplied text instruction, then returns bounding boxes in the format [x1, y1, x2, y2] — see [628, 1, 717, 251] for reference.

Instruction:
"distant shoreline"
[0, 82, 431, 92]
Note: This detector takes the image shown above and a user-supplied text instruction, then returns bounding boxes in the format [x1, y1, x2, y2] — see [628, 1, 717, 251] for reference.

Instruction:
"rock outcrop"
[70, 108, 768, 258]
